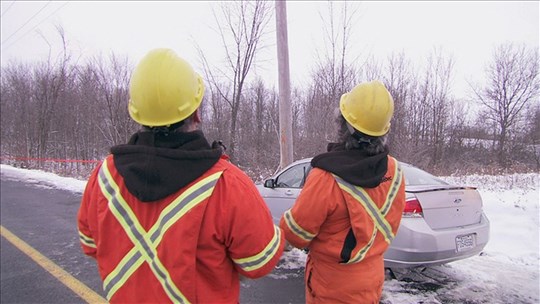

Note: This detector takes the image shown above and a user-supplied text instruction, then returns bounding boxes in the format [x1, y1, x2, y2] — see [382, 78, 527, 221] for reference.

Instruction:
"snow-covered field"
[382, 171, 539, 303]
[1, 165, 538, 303]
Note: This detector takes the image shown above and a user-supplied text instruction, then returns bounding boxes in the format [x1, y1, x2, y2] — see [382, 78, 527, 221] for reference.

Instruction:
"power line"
[1, 1, 52, 45]
[1, 1, 16, 18]
[2, 2, 70, 52]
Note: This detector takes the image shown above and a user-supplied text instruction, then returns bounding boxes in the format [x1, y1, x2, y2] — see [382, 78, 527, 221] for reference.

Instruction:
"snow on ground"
[1, 164, 539, 303]
[0, 164, 88, 193]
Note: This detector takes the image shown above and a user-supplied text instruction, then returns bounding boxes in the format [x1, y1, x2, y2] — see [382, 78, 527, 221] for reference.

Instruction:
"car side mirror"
[264, 179, 275, 188]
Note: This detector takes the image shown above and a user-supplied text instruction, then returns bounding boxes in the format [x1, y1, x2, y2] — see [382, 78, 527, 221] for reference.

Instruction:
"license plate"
[456, 234, 476, 252]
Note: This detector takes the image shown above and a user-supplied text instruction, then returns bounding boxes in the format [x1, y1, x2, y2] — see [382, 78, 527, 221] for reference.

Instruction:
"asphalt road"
[0, 177, 305, 304]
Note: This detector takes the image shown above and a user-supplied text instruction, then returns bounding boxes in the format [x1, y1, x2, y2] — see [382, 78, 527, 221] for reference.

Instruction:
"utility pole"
[275, 0, 293, 169]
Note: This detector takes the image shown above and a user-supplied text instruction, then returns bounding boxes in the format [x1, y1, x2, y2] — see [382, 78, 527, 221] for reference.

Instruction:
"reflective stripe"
[98, 163, 188, 303]
[98, 158, 223, 303]
[232, 225, 282, 272]
[283, 209, 316, 242]
[104, 250, 143, 299]
[382, 161, 403, 215]
[78, 230, 96, 248]
[336, 176, 395, 243]
[347, 228, 377, 264]
[335, 158, 404, 264]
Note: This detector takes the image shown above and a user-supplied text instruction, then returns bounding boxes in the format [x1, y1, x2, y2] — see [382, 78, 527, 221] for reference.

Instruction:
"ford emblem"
[454, 198, 462, 204]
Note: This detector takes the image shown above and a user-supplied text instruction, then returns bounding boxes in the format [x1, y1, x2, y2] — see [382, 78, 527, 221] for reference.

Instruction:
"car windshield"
[402, 165, 448, 186]
[273, 161, 447, 188]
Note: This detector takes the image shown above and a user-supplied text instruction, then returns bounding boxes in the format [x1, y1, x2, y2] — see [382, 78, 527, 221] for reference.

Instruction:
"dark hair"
[335, 112, 388, 156]
[142, 113, 196, 134]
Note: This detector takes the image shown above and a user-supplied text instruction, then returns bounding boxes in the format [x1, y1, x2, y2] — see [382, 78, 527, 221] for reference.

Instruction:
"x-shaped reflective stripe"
[336, 176, 395, 243]
[335, 159, 403, 264]
[98, 159, 223, 303]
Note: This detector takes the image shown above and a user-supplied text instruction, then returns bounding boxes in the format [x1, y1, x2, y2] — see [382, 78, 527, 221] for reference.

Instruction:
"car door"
[259, 161, 312, 224]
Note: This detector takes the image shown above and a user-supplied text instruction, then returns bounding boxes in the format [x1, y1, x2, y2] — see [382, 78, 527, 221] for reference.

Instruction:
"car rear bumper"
[384, 213, 490, 268]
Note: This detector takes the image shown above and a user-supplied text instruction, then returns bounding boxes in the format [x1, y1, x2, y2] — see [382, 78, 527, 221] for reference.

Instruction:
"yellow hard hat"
[128, 48, 205, 127]
[339, 80, 394, 137]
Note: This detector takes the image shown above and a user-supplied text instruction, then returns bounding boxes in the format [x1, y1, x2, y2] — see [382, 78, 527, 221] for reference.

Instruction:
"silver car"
[256, 158, 490, 268]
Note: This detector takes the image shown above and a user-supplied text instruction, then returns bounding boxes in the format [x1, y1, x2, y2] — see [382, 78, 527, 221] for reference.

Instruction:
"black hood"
[311, 142, 389, 188]
[110, 130, 222, 202]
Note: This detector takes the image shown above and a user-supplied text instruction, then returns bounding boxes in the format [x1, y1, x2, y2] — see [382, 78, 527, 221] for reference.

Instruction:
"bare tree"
[0, 62, 34, 160]
[527, 105, 540, 170]
[235, 78, 279, 172]
[381, 51, 416, 157]
[423, 48, 454, 167]
[317, 1, 359, 95]
[471, 43, 540, 167]
[302, 1, 360, 155]
[251, 78, 271, 165]
[381, 48, 454, 170]
[200, 81, 232, 147]
[88, 53, 137, 147]
[362, 55, 383, 82]
[290, 87, 308, 160]
[197, 0, 272, 162]
[32, 27, 73, 160]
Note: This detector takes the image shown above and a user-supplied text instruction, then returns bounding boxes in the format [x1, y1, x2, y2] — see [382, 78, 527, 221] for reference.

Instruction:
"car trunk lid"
[406, 185, 483, 230]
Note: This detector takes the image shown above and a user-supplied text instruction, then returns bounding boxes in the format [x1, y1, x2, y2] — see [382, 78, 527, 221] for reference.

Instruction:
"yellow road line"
[0, 225, 107, 303]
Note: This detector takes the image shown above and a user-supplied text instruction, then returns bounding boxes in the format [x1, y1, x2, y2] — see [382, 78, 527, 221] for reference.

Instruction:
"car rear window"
[402, 165, 448, 186]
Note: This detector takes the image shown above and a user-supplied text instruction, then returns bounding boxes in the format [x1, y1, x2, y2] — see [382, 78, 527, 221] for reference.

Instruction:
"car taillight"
[403, 197, 423, 218]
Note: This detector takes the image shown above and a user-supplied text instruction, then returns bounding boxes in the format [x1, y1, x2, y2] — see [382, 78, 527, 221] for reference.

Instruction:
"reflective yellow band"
[103, 249, 143, 300]
[232, 225, 282, 272]
[78, 230, 96, 248]
[336, 159, 403, 263]
[99, 160, 189, 303]
[347, 226, 377, 264]
[283, 209, 315, 243]
[381, 158, 403, 215]
[98, 159, 223, 303]
[335, 177, 394, 244]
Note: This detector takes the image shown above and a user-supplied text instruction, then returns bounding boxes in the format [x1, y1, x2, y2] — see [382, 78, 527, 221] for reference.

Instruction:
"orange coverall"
[280, 156, 405, 303]
[78, 154, 284, 303]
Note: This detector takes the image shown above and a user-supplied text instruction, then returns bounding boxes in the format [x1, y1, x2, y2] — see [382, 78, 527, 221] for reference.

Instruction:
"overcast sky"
[1, 1, 538, 99]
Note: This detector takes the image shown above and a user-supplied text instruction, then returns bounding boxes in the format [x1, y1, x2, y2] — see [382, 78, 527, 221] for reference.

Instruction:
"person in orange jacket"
[279, 80, 406, 304]
[77, 48, 285, 304]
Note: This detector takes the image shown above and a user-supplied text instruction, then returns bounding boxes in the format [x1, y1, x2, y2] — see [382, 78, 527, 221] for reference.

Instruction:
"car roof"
[289, 157, 414, 169]
[292, 157, 312, 164]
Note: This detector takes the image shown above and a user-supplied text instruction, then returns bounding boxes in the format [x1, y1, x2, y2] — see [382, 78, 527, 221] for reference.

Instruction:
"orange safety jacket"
[78, 155, 284, 303]
[280, 156, 405, 303]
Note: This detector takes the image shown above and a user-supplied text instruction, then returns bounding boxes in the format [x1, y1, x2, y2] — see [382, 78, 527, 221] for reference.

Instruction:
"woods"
[1, 2, 538, 179]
